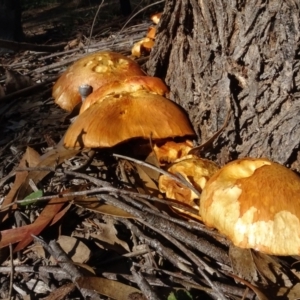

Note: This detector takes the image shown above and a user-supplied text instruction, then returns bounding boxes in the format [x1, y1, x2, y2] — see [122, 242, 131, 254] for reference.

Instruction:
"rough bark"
[147, 0, 300, 171]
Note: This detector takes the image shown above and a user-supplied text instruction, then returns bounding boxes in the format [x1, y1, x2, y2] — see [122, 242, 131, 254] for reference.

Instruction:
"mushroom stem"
[78, 85, 93, 102]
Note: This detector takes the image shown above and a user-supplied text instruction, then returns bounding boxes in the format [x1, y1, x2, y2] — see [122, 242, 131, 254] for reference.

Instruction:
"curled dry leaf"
[52, 51, 145, 111]
[200, 157, 300, 255]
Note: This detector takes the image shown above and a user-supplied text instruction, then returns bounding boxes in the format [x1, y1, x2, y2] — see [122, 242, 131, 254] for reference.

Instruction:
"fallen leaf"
[0, 192, 72, 251]
[225, 271, 269, 300]
[91, 218, 130, 254]
[75, 196, 134, 219]
[135, 164, 159, 196]
[56, 235, 91, 264]
[0, 147, 41, 222]
[252, 251, 283, 284]
[17, 144, 79, 199]
[76, 276, 141, 299]
[229, 245, 258, 283]
[41, 282, 75, 300]
[20, 190, 43, 206]
[277, 283, 300, 299]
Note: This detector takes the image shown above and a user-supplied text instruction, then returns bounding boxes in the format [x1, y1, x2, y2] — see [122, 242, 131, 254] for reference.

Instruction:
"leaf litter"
[0, 1, 300, 299]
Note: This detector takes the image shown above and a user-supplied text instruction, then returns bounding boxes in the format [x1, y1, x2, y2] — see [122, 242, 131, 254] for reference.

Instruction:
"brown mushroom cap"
[200, 157, 300, 255]
[64, 90, 195, 149]
[52, 51, 145, 111]
[80, 76, 169, 114]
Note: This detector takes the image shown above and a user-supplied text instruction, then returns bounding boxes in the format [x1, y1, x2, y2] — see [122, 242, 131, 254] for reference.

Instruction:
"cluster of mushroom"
[160, 154, 300, 256]
[53, 51, 300, 257]
[131, 12, 161, 57]
[52, 51, 195, 151]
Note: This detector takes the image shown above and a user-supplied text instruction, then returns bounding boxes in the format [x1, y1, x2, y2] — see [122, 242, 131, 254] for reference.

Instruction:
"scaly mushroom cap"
[80, 76, 169, 114]
[159, 155, 219, 207]
[200, 157, 300, 255]
[64, 90, 195, 149]
[52, 51, 145, 111]
[153, 140, 194, 164]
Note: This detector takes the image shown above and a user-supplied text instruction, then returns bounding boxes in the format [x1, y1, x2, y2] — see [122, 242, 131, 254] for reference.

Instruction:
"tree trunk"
[0, 0, 22, 42]
[147, 0, 300, 171]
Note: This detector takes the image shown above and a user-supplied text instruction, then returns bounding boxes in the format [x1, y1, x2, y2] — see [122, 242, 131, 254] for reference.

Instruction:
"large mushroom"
[200, 157, 300, 255]
[52, 51, 145, 111]
[64, 89, 195, 149]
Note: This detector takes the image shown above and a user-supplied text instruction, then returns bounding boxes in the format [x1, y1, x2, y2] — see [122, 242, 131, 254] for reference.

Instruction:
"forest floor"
[0, 1, 299, 300]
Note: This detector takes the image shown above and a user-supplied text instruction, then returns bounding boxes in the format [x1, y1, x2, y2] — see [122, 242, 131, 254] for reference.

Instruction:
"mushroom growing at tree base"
[200, 158, 300, 256]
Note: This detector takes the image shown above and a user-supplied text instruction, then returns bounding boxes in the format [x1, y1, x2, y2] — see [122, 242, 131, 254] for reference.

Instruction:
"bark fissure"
[147, 0, 300, 169]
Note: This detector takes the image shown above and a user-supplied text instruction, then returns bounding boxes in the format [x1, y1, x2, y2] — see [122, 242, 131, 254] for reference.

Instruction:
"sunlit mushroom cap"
[131, 38, 155, 57]
[146, 26, 156, 39]
[153, 140, 193, 164]
[52, 51, 145, 111]
[64, 90, 195, 149]
[159, 155, 219, 207]
[80, 76, 169, 114]
[200, 157, 300, 255]
[151, 12, 162, 24]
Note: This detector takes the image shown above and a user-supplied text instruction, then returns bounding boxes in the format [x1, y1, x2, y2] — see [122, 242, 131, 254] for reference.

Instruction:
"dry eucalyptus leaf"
[90, 218, 130, 254]
[1, 147, 41, 221]
[41, 282, 76, 300]
[277, 283, 300, 299]
[135, 164, 159, 196]
[76, 276, 141, 299]
[75, 196, 135, 219]
[229, 245, 258, 283]
[56, 235, 91, 264]
[18, 145, 79, 199]
[252, 252, 294, 287]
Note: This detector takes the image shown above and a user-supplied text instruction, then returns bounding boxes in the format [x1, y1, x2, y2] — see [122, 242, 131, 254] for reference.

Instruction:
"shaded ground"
[0, 1, 300, 300]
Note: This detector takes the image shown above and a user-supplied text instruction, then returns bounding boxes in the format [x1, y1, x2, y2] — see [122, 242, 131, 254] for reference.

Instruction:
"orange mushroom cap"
[52, 51, 145, 111]
[151, 12, 162, 24]
[159, 155, 219, 207]
[200, 157, 300, 255]
[64, 90, 195, 149]
[146, 26, 156, 39]
[80, 76, 169, 114]
[153, 140, 193, 164]
[131, 38, 155, 57]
